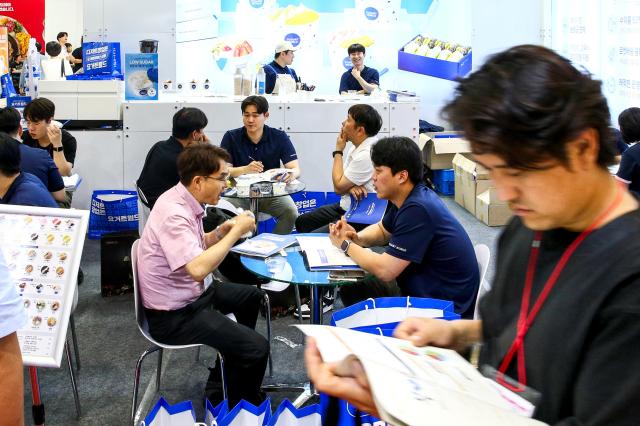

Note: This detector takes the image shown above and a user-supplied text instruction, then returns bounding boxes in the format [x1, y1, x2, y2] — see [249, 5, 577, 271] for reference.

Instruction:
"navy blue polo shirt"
[0, 172, 58, 207]
[264, 61, 299, 94]
[617, 143, 640, 194]
[612, 128, 629, 155]
[382, 184, 479, 318]
[18, 142, 64, 192]
[339, 66, 379, 93]
[220, 125, 298, 170]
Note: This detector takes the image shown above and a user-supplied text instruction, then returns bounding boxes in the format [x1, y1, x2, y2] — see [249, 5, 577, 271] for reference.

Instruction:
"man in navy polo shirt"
[329, 136, 479, 318]
[221, 96, 300, 234]
[0, 134, 57, 208]
[264, 42, 299, 95]
[339, 43, 379, 95]
[0, 107, 66, 204]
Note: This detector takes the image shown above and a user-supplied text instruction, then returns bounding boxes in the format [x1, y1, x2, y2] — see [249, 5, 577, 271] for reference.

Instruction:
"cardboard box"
[476, 188, 512, 226]
[422, 132, 470, 170]
[398, 36, 472, 81]
[452, 153, 491, 215]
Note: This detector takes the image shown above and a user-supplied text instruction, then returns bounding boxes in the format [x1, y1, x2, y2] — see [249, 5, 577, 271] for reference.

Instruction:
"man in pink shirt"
[137, 144, 268, 406]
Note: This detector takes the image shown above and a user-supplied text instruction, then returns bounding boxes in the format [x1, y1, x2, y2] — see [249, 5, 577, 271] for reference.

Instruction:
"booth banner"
[125, 53, 159, 100]
[0, 0, 44, 55]
[83, 42, 122, 76]
[0, 26, 7, 74]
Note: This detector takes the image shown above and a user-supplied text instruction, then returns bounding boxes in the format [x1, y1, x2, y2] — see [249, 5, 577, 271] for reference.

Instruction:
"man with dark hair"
[42, 41, 73, 80]
[70, 37, 83, 73]
[221, 95, 300, 234]
[616, 107, 640, 193]
[308, 45, 640, 425]
[339, 43, 379, 94]
[295, 104, 383, 233]
[264, 41, 299, 94]
[56, 32, 68, 45]
[0, 134, 57, 207]
[329, 136, 479, 317]
[0, 107, 65, 203]
[137, 107, 210, 209]
[22, 97, 76, 177]
[138, 144, 268, 406]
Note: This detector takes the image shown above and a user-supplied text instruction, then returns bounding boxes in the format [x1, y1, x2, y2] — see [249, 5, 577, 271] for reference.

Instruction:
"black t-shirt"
[22, 129, 77, 166]
[136, 136, 184, 209]
[617, 143, 640, 194]
[479, 213, 640, 425]
[71, 47, 82, 73]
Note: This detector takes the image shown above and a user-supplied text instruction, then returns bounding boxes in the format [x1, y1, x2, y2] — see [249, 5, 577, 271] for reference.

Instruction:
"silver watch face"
[341, 240, 349, 252]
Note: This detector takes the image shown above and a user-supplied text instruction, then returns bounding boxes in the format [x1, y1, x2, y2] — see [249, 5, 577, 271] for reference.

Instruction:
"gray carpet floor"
[21, 197, 501, 425]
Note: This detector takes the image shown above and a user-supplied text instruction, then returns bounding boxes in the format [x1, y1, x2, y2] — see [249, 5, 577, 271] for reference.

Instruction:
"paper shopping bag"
[217, 399, 271, 426]
[267, 399, 321, 426]
[142, 397, 197, 426]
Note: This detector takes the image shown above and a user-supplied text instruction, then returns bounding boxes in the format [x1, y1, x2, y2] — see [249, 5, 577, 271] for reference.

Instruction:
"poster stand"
[0, 204, 89, 424]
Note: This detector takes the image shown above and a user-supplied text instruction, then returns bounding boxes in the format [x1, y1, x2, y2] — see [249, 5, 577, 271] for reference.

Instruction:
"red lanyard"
[497, 185, 625, 392]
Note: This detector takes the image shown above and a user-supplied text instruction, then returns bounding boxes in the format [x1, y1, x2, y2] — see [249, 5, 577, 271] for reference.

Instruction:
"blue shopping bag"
[267, 399, 322, 426]
[88, 190, 139, 239]
[141, 397, 197, 426]
[217, 399, 271, 426]
[205, 399, 228, 425]
[319, 393, 384, 426]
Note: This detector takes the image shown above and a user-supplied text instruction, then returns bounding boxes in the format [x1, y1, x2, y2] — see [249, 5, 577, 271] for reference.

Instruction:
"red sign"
[0, 0, 45, 57]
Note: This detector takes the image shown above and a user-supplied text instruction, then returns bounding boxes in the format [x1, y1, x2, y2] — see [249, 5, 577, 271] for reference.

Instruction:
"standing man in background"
[264, 41, 299, 94]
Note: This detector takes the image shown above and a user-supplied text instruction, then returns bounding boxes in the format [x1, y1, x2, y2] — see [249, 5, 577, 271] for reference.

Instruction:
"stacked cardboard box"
[421, 132, 470, 170]
[452, 153, 512, 226]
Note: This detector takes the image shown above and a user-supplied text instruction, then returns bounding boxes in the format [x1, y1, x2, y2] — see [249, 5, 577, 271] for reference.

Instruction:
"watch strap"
[52, 146, 64, 152]
[332, 150, 343, 158]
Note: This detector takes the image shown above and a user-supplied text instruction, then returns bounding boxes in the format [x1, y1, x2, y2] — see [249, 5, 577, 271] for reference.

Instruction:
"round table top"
[223, 179, 305, 200]
[240, 235, 363, 287]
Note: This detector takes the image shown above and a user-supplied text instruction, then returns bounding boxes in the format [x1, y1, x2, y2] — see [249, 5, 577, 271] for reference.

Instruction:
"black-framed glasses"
[202, 174, 228, 183]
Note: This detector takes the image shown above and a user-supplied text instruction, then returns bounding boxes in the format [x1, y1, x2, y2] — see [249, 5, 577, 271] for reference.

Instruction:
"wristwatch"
[332, 150, 343, 158]
[52, 146, 64, 152]
[340, 239, 352, 255]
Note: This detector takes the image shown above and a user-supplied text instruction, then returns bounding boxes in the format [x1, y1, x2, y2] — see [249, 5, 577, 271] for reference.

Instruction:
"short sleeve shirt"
[339, 137, 376, 211]
[220, 125, 298, 170]
[22, 129, 77, 166]
[381, 184, 479, 318]
[264, 61, 299, 94]
[137, 183, 207, 310]
[18, 142, 64, 192]
[339, 66, 380, 93]
[0, 172, 58, 207]
[617, 143, 640, 194]
[0, 251, 27, 339]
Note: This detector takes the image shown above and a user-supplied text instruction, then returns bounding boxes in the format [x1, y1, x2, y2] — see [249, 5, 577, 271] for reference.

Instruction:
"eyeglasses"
[202, 175, 228, 183]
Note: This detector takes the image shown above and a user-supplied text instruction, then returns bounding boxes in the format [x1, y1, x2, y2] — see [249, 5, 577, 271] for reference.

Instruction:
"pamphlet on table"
[231, 233, 297, 257]
[62, 173, 82, 192]
[296, 235, 361, 271]
[297, 325, 543, 426]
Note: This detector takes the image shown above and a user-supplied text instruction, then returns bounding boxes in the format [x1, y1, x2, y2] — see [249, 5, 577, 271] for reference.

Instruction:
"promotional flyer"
[125, 53, 159, 100]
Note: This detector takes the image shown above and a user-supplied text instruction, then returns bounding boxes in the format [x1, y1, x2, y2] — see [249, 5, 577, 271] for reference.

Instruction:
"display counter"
[38, 80, 124, 122]
[67, 95, 419, 210]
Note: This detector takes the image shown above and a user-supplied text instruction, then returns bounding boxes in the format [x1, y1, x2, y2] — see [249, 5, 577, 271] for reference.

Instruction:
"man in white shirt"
[41, 41, 73, 80]
[0, 251, 27, 424]
[295, 104, 383, 233]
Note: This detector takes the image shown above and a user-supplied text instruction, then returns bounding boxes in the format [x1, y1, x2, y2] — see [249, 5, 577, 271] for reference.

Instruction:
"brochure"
[297, 325, 543, 426]
[345, 194, 388, 225]
[231, 233, 297, 258]
[296, 235, 361, 271]
[62, 174, 82, 192]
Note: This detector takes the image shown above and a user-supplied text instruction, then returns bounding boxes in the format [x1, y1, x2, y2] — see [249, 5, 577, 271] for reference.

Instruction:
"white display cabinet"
[389, 102, 420, 141]
[69, 131, 125, 211]
[282, 101, 392, 134]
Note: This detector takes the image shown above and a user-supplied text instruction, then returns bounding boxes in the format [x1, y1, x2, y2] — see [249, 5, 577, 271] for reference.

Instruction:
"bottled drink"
[233, 66, 243, 96]
[256, 66, 266, 95]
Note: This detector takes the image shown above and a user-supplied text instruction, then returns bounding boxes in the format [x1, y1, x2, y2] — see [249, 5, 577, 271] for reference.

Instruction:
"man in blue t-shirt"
[0, 134, 57, 208]
[339, 43, 379, 95]
[263, 41, 299, 95]
[615, 107, 640, 194]
[329, 137, 479, 318]
[0, 107, 66, 204]
[220, 96, 300, 234]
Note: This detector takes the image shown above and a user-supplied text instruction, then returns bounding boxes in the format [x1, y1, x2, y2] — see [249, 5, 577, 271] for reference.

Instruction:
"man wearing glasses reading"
[137, 144, 269, 406]
[221, 95, 301, 234]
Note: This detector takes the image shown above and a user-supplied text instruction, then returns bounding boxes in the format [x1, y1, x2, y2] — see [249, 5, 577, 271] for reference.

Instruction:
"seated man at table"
[0, 106, 66, 204]
[138, 144, 269, 406]
[339, 43, 379, 95]
[0, 134, 58, 208]
[221, 95, 300, 234]
[329, 136, 479, 318]
[137, 107, 210, 209]
[295, 104, 382, 233]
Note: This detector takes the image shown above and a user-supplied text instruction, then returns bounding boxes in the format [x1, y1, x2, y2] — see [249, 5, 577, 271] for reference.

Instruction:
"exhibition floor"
[22, 197, 501, 425]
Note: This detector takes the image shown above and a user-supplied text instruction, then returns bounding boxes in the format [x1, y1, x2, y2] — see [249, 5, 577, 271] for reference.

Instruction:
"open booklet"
[296, 235, 361, 271]
[344, 194, 388, 225]
[230, 233, 297, 257]
[297, 325, 544, 426]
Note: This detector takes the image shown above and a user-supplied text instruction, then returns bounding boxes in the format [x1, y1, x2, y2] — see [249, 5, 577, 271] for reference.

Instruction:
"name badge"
[480, 365, 540, 418]
[203, 273, 213, 290]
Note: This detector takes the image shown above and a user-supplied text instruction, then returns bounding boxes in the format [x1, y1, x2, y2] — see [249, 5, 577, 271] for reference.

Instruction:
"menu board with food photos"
[0, 204, 89, 368]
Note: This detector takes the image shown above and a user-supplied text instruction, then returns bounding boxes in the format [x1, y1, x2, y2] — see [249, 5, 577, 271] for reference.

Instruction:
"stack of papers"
[296, 235, 361, 271]
[62, 174, 82, 192]
[231, 233, 297, 257]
